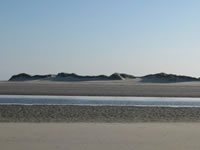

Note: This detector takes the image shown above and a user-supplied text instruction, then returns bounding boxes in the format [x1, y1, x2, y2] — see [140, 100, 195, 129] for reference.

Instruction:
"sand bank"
[1, 80, 200, 97]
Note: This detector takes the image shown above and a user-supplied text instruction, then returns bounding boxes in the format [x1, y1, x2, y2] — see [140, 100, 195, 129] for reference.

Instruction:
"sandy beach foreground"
[1, 123, 200, 150]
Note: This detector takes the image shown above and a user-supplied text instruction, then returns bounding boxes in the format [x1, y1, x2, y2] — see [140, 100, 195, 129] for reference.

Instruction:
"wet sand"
[1, 80, 200, 97]
[1, 105, 200, 122]
[1, 123, 200, 150]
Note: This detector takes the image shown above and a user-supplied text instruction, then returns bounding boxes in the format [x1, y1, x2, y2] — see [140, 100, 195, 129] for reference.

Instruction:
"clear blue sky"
[1, 0, 200, 80]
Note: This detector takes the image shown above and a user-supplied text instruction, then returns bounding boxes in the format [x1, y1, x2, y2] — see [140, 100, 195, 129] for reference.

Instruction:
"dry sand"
[1, 80, 200, 97]
[1, 123, 200, 150]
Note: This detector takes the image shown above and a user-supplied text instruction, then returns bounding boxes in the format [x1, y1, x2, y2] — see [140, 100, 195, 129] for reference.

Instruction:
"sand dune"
[9, 72, 136, 81]
[9, 72, 200, 82]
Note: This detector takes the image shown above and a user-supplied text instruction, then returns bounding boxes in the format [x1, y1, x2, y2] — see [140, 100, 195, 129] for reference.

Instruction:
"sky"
[1, 0, 200, 80]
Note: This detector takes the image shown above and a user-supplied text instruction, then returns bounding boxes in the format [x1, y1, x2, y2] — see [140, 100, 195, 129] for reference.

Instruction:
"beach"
[2, 0, 199, 149]
[1, 80, 200, 122]
[1, 80, 200, 97]
[1, 123, 200, 150]
[1, 80, 200, 149]
[1, 105, 200, 122]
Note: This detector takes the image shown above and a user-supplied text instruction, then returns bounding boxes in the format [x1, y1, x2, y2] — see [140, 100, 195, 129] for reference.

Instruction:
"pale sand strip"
[1, 80, 200, 97]
[1, 123, 200, 150]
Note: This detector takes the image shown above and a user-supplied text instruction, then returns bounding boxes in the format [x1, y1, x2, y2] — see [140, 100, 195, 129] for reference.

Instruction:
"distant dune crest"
[9, 72, 136, 81]
[9, 72, 200, 83]
[142, 73, 199, 83]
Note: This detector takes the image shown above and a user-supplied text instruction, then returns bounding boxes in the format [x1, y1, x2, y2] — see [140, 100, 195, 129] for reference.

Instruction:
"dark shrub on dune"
[56, 72, 69, 78]
[32, 75, 53, 80]
[109, 73, 124, 80]
[120, 73, 136, 79]
[9, 73, 32, 81]
[142, 72, 199, 82]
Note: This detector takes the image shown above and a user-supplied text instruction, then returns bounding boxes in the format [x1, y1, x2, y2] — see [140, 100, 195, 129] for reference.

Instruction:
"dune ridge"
[9, 72, 200, 83]
[9, 72, 136, 81]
